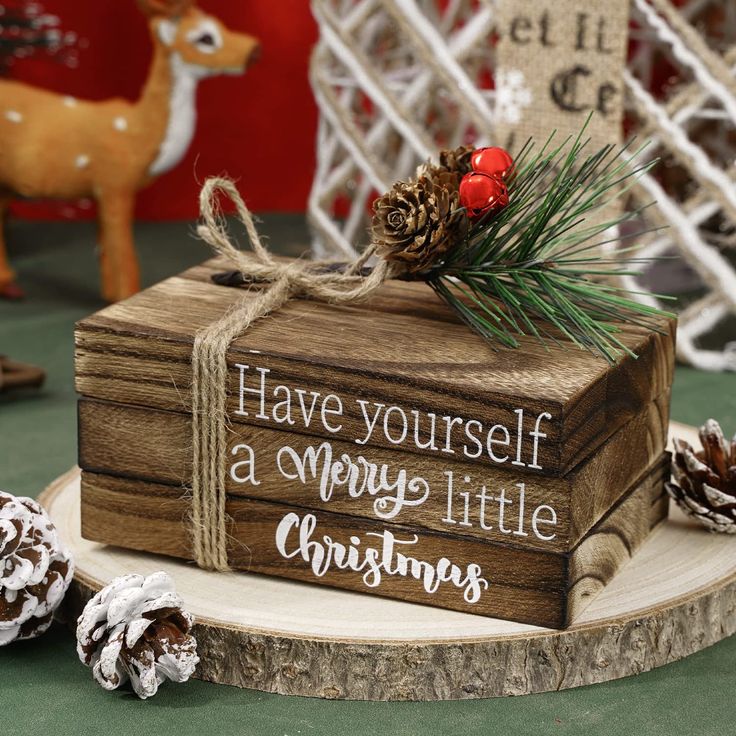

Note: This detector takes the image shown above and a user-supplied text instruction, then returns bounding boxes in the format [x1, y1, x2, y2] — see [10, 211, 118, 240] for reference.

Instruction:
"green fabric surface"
[1, 219, 735, 736]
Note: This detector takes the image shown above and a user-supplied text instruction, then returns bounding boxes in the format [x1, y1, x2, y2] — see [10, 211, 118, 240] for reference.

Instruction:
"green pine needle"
[425, 122, 676, 364]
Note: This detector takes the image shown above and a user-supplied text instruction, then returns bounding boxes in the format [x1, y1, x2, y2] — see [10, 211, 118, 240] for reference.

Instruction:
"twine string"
[190, 177, 392, 570]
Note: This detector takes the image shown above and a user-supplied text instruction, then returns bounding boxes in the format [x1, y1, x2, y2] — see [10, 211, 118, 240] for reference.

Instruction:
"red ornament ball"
[459, 172, 509, 219]
[471, 146, 515, 180]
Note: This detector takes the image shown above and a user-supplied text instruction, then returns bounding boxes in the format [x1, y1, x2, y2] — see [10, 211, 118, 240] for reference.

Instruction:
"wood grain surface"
[78, 395, 669, 552]
[79, 458, 668, 629]
[43, 423, 736, 700]
[74, 258, 676, 476]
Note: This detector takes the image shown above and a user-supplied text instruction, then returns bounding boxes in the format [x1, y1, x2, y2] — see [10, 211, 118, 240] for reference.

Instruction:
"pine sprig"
[425, 127, 676, 363]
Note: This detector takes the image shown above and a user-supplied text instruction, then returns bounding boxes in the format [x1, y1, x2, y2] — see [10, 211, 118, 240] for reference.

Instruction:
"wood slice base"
[41, 422, 736, 701]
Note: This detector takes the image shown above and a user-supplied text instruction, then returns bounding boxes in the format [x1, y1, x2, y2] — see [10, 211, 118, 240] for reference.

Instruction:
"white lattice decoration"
[623, 0, 736, 371]
[309, 0, 736, 371]
[308, 0, 498, 259]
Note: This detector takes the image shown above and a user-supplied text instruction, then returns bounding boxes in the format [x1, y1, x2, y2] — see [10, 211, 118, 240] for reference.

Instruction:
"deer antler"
[137, 0, 193, 17]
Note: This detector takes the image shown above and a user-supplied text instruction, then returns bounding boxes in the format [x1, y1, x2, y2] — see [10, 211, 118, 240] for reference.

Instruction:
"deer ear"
[157, 17, 179, 46]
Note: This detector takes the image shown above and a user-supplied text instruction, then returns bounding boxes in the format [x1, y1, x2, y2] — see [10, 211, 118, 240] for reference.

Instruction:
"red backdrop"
[7, 0, 319, 220]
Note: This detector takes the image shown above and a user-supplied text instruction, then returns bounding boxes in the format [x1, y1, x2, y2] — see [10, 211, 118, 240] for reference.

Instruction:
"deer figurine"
[0, 0, 259, 302]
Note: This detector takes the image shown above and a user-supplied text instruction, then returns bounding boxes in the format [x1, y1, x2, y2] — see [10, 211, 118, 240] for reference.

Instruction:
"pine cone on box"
[76, 571, 199, 699]
[0, 491, 73, 645]
[439, 144, 474, 178]
[372, 174, 468, 274]
[667, 419, 736, 533]
[417, 144, 474, 192]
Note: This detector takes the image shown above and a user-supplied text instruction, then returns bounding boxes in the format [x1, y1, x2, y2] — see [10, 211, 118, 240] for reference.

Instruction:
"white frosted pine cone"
[76, 571, 199, 699]
[0, 491, 74, 645]
[667, 419, 736, 533]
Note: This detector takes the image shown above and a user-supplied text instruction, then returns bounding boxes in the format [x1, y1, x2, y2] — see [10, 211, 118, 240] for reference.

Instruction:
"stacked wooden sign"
[75, 258, 675, 629]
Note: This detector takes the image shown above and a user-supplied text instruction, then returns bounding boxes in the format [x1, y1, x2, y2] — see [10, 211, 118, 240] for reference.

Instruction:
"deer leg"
[97, 190, 140, 303]
[0, 194, 23, 300]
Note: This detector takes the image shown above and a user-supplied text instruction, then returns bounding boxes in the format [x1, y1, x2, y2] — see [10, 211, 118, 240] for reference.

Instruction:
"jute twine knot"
[191, 177, 395, 571]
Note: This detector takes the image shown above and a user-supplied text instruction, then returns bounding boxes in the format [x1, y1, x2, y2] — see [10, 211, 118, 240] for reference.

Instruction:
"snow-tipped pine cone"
[667, 419, 736, 533]
[0, 491, 74, 645]
[76, 571, 199, 699]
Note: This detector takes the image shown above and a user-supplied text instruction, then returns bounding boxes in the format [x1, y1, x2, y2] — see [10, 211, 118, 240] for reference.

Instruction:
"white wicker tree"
[308, 0, 499, 258]
[622, 0, 736, 371]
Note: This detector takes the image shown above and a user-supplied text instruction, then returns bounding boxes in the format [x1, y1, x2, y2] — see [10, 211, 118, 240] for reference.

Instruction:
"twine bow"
[190, 177, 394, 570]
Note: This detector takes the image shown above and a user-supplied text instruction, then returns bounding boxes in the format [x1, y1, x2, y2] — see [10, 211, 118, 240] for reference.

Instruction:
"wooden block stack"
[75, 258, 676, 629]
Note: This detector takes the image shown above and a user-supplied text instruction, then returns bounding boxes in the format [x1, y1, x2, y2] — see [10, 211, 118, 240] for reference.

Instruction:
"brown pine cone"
[0, 492, 74, 645]
[372, 175, 468, 274]
[666, 419, 736, 533]
[76, 571, 199, 699]
[439, 144, 474, 176]
[417, 144, 475, 192]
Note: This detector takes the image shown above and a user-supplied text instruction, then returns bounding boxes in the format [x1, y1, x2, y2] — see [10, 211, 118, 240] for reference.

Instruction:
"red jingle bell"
[459, 172, 509, 219]
[471, 146, 515, 181]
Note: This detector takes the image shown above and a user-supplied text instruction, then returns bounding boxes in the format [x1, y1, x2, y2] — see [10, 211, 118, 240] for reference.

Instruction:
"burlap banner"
[495, 0, 630, 151]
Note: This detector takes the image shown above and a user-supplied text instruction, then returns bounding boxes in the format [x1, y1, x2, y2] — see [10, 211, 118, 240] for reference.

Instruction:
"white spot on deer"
[5, 110, 23, 123]
[63, 96, 77, 108]
[113, 116, 128, 131]
[75, 154, 90, 169]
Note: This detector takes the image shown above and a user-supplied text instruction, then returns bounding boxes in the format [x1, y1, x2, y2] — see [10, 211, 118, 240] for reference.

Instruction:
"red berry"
[471, 146, 515, 180]
[459, 172, 509, 219]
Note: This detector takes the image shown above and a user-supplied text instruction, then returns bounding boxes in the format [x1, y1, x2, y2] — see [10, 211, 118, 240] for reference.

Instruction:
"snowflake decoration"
[494, 68, 532, 125]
